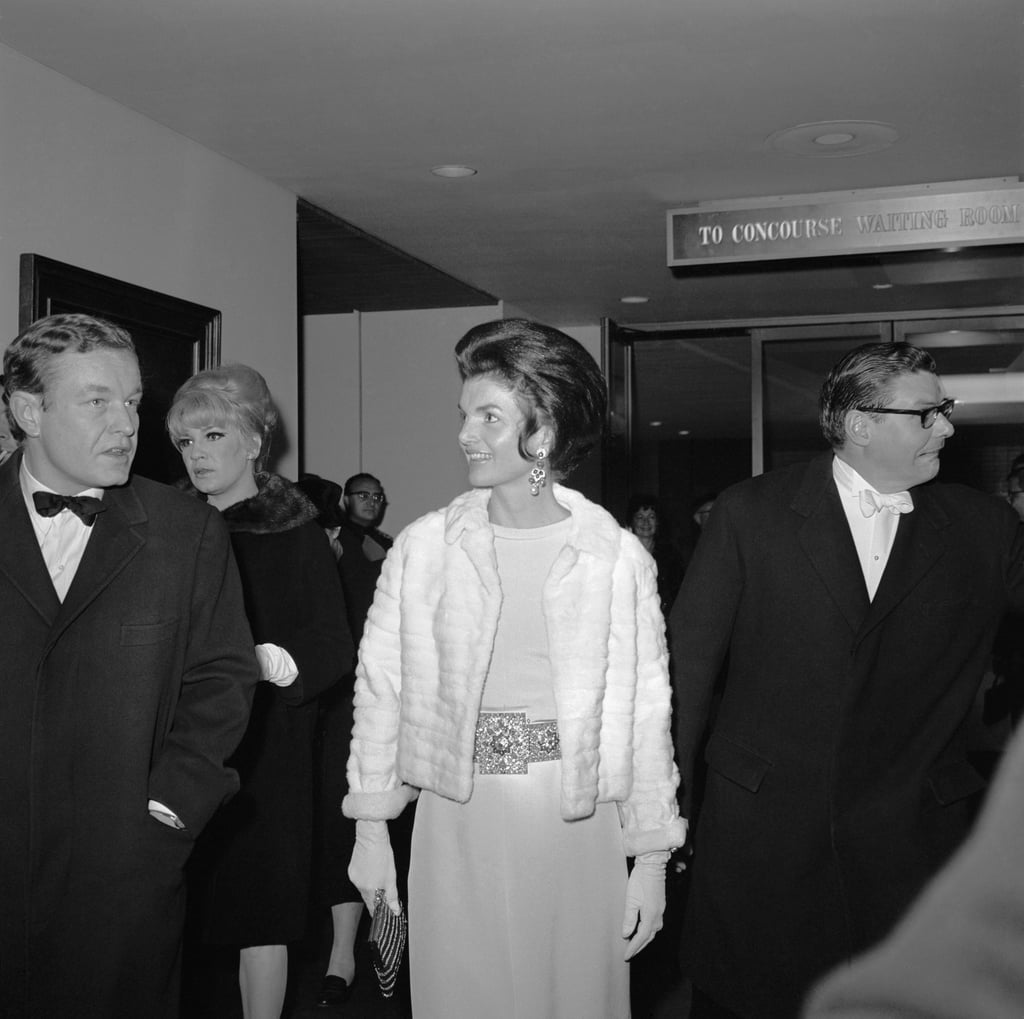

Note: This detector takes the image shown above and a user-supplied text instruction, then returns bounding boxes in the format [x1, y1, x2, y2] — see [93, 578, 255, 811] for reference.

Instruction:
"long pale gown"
[407, 518, 631, 1018]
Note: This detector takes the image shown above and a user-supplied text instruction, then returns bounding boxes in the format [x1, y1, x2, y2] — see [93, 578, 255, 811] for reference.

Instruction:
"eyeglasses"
[855, 397, 956, 429]
[350, 491, 386, 505]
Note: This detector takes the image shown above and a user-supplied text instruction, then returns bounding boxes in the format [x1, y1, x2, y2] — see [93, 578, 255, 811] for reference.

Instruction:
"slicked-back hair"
[166, 363, 279, 473]
[3, 313, 136, 440]
[818, 342, 938, 449]
[344, 472, 382, 495]
[454, 318, 606, 478]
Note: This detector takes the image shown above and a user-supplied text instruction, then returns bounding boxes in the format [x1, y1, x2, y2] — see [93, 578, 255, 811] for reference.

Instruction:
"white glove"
[254, 643, 298, 687]
[622, 850, 669, 960]
[349, 819, 400, 915]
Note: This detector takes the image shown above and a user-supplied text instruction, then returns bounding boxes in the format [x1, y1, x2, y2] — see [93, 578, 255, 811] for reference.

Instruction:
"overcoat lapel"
[860, 490, 951, 636]
[0, 452, 61, 624]
[51, 484, 147, 640]
[794, 456, 870, 634]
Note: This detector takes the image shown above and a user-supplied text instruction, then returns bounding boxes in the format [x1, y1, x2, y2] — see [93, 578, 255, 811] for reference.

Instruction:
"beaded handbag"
[368, 888, 407, 999]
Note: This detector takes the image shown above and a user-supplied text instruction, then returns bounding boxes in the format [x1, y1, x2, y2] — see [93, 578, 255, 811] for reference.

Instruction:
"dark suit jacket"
[804, 707, 1024, 1018]
[0, 452, 258, 1018]
[669, 453, 1024, 1019]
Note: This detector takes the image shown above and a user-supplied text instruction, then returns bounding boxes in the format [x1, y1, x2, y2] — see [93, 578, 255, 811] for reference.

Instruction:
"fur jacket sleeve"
[343, 484, 687, 856]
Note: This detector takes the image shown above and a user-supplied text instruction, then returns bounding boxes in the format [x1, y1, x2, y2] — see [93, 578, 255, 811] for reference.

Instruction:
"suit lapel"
[795, 456, 870, 633]
[52, 483, 147, 638]
[0, 452, 62, 624]
[861, 489, 950, 635]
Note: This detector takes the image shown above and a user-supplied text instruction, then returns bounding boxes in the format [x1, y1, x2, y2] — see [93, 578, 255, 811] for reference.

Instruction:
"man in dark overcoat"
[0, 313, 258, 1018]
[670, 341, 1024, 1018]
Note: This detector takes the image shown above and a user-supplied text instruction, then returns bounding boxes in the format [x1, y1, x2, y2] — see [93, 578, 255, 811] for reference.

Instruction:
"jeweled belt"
[473, 710, 561, 775]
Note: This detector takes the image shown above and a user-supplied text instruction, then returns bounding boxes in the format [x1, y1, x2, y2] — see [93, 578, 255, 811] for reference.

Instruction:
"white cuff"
[148, 799, 185, 829]
[255, 643, 299, 687]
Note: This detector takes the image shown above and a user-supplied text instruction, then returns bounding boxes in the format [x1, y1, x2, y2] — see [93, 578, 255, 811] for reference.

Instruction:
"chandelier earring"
[529, 448, 547, 497]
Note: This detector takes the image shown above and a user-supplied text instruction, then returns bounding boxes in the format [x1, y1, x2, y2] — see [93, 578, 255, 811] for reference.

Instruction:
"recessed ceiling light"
[678, 430, 690, 436]
[813, 132, 855, 146]
[767, 121, 898, 158]
[650, 421, 663, 427]
[431, 165, 477, 178]
[620, 295, 649, 304]
[872, 282, 893, 290]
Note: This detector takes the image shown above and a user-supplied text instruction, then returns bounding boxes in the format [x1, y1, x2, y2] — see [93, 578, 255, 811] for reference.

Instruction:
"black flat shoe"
[316, 974, 354, 1007]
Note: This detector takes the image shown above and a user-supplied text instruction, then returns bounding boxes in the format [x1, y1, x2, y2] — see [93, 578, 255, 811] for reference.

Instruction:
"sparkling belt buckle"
[474, 711, 560, 775]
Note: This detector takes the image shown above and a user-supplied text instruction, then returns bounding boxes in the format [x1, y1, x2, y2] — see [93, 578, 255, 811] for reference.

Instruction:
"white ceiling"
[1, 0, 1022, 326]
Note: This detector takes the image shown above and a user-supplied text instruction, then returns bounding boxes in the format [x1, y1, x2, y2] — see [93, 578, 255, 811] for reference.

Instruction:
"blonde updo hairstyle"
[166, 363, 278, 473]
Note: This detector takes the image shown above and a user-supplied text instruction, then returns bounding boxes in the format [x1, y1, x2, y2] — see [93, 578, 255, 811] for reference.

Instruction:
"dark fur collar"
[188, 472, 318, 535]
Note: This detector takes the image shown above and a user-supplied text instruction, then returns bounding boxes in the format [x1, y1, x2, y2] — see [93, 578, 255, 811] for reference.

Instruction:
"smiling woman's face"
[631, 506, 658, 538]
[457, 375, 536, 494]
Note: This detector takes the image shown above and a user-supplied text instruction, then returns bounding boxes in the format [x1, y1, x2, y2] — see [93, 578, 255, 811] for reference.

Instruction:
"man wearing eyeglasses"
[340, 473, 390, 562]
[315, 471, 399, 1008]
[670, 342, 1024, 1019]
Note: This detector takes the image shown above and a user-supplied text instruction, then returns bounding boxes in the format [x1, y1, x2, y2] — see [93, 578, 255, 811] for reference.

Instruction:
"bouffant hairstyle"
[166, 363, 279, 472]
[818, 342, 938, 449]
[3, 313, 135, 441]
[454, 318, 606, 478]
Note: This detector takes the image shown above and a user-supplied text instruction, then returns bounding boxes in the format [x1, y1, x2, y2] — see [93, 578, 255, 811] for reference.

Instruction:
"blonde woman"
[167, 364, 351, 1019]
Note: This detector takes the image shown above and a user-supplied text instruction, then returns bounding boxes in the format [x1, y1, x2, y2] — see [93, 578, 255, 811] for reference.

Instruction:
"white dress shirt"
[832, 455, 913, 601]
[20, 460, 102, 602]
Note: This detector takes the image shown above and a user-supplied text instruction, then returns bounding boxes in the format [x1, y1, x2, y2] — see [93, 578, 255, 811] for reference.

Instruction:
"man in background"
[339, 471, 392, 573]
[314, 470, 400, 1007]
[0, 313, 258, 1018]
[670, 342, 1024, 1018]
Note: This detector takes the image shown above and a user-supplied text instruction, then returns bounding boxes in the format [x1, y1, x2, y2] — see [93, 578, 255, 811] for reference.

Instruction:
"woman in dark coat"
[627, 493, 685, 615]
[167, 364, 351, 1019]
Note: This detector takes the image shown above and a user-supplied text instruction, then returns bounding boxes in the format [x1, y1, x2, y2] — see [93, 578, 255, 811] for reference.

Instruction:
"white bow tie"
[859, 489, 914, 518]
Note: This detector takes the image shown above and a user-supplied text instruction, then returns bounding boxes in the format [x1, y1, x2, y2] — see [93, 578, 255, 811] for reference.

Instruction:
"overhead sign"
[667, 185, 1024, 266]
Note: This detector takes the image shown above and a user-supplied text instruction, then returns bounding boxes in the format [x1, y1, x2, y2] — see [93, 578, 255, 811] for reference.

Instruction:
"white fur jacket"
[342, 484, 687, 856]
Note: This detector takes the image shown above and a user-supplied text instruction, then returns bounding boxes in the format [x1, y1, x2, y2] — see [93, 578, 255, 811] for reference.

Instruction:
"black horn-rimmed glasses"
[855, 398, 956, 429]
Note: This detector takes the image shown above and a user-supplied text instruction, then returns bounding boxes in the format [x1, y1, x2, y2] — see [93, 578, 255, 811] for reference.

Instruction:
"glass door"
[612, 312, 1024, 539]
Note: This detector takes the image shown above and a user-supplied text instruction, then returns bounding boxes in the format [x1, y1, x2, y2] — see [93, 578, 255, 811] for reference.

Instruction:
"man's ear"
[8, 391, 42, 438]
[843, 409, 872, 449]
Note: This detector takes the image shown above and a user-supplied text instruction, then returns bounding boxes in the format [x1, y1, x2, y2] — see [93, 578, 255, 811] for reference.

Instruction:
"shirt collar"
[832, 454, 914, 511]
[832, 454, 871, 498]
[20, 458, 104, 507]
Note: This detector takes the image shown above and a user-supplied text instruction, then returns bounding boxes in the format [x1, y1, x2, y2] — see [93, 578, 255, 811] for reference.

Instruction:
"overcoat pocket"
[705, 733, 773, 793]
[926, 758, 986, 806]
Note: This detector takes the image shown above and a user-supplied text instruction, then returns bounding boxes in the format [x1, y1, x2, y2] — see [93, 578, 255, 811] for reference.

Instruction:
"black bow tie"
[32, 491, 106, 526]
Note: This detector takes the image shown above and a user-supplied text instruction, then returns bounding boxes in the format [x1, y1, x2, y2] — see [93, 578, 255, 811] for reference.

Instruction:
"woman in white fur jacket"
[344, 318, 687, 1019]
